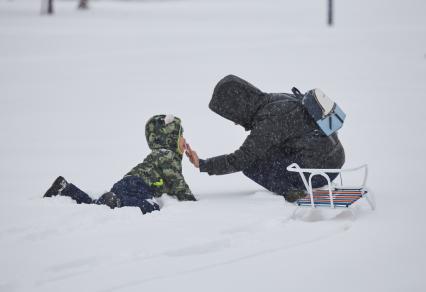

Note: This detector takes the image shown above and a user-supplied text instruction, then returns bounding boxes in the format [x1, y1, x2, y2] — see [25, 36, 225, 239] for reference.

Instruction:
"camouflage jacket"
[126, 115, 195, 201]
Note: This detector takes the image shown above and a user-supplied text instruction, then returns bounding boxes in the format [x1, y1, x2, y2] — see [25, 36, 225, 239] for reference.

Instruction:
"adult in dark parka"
[186, 75, 345, 202]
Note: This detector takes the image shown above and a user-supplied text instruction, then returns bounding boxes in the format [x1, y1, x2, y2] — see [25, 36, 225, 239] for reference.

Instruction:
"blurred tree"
[328, 0, 333, 26]
[40, 0, 54, 15]
[78, 0, 89, 10]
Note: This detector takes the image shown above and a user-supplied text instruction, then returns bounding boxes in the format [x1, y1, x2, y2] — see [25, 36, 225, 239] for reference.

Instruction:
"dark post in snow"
[328, 0, 333, 26]
[48, 0, 53, 14]
[78, 0, 89, 10]
[41, 0, 54, 15]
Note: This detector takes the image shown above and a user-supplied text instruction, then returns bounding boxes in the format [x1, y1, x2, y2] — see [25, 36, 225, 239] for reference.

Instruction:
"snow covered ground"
[1, 0, 426, 291]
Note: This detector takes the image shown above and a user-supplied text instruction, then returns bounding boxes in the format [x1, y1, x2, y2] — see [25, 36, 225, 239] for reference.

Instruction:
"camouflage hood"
[145, 115, 183, 154]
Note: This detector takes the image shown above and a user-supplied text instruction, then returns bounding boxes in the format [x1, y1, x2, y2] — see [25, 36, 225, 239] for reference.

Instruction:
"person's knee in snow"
[95, 192, 120, 209]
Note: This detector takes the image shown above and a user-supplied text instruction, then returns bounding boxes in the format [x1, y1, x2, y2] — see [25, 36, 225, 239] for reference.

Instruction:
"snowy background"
[1, 0, 426, 291]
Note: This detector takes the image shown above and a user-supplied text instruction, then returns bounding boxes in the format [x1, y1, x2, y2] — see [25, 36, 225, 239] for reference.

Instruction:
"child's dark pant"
[60, 176, 159, 214]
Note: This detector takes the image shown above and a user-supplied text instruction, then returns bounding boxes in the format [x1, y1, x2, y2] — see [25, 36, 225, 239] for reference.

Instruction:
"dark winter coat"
[199, 75, 345, 176]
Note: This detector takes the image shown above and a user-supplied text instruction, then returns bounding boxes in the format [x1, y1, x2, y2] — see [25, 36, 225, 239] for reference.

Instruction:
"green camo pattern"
[126, 115, 195, 201]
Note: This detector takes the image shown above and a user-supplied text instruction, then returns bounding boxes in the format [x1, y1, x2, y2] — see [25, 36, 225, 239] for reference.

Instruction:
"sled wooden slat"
[297, 189, 366, 208]
[286, 163, 375, 210]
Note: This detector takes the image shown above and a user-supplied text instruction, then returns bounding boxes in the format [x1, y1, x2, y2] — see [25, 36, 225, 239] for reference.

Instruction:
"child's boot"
[43, 176, 68, 198]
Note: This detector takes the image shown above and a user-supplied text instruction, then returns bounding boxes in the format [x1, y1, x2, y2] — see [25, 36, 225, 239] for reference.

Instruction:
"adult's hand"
[185, 143, 200, 168]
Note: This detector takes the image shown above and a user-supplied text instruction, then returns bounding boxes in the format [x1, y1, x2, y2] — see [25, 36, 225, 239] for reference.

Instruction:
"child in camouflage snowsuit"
[43, 114, 196, 214]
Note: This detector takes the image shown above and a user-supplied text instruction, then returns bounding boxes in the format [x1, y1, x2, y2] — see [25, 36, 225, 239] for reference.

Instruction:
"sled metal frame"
[286, 163, 375, 210]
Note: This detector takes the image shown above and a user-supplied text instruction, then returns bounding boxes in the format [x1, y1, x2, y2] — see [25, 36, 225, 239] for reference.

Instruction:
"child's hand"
[185, 143, 200, 168]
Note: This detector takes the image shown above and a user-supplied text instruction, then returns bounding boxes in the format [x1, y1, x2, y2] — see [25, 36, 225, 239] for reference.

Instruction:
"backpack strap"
[291, 87, 304, 99]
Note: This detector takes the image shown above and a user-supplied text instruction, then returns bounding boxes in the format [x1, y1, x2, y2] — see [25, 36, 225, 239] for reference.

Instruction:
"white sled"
[286, 163, 375, 210]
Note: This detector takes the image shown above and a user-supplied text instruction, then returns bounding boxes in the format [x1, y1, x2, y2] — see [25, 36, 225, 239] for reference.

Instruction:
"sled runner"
[286, 163, 375, 210]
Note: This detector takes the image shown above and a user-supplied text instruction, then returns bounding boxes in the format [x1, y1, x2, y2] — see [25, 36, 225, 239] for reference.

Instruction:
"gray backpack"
[292, 87, 346, 136]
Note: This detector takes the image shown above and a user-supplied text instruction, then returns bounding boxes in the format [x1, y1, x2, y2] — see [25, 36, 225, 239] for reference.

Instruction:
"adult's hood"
[209, 75, 270, 130]
[145, 114, 183, 153]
